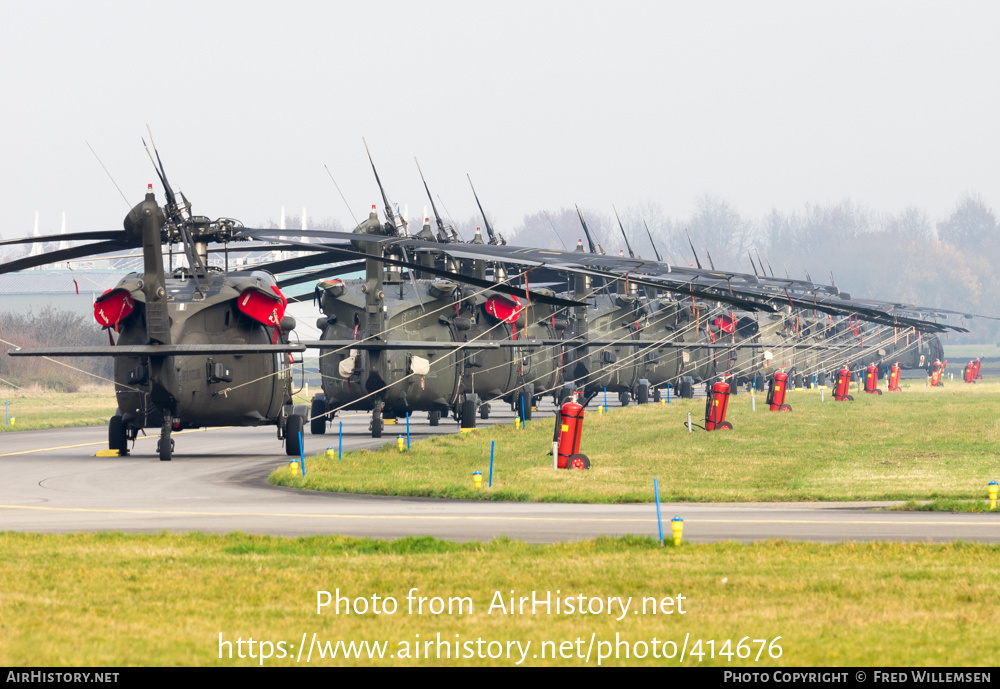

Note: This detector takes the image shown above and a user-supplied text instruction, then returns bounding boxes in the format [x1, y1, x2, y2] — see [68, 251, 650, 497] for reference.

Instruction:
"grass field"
[0, 532, 995, 667]
[272, 379, 1000, 505]
[0, 385, 116, 432]
[941, 344, 998, 359]
[0, 386, 316, 433]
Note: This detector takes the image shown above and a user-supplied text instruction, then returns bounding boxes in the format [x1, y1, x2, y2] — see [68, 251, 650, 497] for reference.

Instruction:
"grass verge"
[0, 385, 116, 432]
[272, 379, 1000, 503]
[0, 386, 316, 432]
[0, 532, 996, 666]
[890, 499, 998, 513]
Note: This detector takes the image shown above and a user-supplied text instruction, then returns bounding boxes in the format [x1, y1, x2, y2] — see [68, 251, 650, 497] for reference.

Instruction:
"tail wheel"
[719, 421, 734, 430]
[310, 398, 327, 435]
[569, 454, 590, 470]
[780, 404, 792, 412]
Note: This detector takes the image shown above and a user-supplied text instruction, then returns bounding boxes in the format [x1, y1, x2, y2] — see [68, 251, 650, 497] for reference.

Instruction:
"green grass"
[0, 532, 996, 666]
[0, 386, 116, 431]
[890, 499, 998, 513]
[273, 379, 1000, 503]
[940, 343, 997, 359]
[0, 386, 316, 432]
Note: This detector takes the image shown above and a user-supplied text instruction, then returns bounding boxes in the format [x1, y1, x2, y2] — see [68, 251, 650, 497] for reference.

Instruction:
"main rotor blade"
[0, 231, 124, 247]
[0, 240, 132, 274]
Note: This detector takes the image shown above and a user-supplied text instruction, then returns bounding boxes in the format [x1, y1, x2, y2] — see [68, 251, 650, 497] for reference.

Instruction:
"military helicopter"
[0, 140, 311, 461]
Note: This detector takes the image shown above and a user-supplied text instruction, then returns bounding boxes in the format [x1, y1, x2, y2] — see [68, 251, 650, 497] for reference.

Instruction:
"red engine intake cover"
[93, 289, 135, 328]
[484, 295, 524, 324]
[714, 315, 736, 334]
[237, 286, 287, 326]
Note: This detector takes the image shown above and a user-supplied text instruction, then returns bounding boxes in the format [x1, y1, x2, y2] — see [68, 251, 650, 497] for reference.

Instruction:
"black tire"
[936, 382, 944, 388]
[637, 383, 650, 405]
[310, 398, 327, 435]
[719, 421, 734, 430]
[653, 388, 661, 403]
[286, 414, 304, 456]
[108, 415, 127, 453]
[874, 389, 883, 396]
[569, 453, 591, 470]
[514, 391, 531, 421]
[429, 410, 441, 427]
[846, 395, 854, 402]
[619, 391, 631, 407]
[479, 403, 490, 420]
[157, 438, 174, 462]
[780, 404, 792, 412]
[460, 399, 477, 429]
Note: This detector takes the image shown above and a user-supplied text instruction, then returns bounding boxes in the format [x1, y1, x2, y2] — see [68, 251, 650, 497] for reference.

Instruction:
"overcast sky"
[2, 1, 998, 240]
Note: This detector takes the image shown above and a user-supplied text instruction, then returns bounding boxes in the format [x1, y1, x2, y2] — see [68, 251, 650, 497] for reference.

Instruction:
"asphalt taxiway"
[1, 408, 997, 543]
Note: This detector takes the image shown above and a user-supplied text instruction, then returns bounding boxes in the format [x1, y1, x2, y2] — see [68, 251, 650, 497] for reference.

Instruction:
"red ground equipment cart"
[705, 381, 733, 430]
[766, 371, 792, 411]
[864, 364, 882, 395]
[834, 367, 854, 401]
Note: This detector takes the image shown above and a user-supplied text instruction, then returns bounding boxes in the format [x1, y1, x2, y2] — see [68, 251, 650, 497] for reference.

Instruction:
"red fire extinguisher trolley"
[766, 371, 792, 411]
[888, 363, 902, 392]
[864, 364, 882, 395]
[556, 400, 590, 469]
[964, 361, 976, 384]
[705, 381, 733, 430]
[834, 367, 854, 401]
[929, 360, 945, 387]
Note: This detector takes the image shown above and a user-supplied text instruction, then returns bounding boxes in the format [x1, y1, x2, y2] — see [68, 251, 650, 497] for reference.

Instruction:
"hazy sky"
[2, 1, 998, 240]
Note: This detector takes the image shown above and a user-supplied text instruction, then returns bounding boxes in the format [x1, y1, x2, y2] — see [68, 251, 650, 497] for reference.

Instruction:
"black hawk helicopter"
[1, 146, 310, 461]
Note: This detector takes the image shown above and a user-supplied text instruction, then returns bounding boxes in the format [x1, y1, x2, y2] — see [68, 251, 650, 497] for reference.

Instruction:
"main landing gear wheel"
[310, 398, 327, 435]
[460, 399, 477, 429]
[108, 415, 128, 455]
[158, 416, 173, 461]
[719, 421, 734, 430]
[286, 414, 304, 456]
[780, 404, 792, 412]
[371, 408, 384, 438]
[569, 454, 591, 470]
[637, 382, 650, 405]
[515, 391, 532, 421]
[428, 410, 441, 427]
